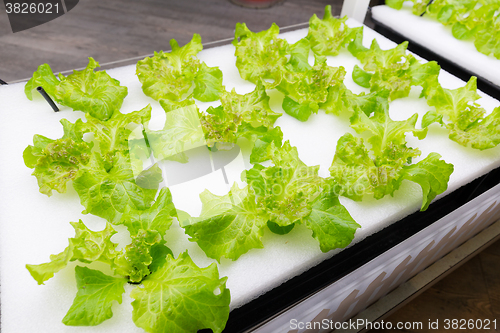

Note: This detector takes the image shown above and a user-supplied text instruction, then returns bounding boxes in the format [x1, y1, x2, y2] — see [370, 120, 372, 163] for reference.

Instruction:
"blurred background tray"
[370, 3, 500, 99]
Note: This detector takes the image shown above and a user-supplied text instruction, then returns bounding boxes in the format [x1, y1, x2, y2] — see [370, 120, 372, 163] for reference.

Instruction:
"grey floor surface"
[0, 0, 339, 82]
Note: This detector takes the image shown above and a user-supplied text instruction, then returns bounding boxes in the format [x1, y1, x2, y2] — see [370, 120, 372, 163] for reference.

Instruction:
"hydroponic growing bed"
[1, 7, 500, 333]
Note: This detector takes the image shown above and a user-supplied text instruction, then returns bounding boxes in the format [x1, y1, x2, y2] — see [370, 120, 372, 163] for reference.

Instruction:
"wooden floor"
[374, 239, 500, 333]
[1, 1, 499, 331]
[0, 0, 339, 82]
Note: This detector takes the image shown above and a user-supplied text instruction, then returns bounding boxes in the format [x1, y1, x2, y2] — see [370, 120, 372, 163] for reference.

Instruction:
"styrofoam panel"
[371, 4, 500, 87]
[1, 19, 500, 333]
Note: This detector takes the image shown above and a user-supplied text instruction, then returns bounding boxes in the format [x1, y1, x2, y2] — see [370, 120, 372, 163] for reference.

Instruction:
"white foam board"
[371, 3, 500, 88]
[1, 19, 500, 332]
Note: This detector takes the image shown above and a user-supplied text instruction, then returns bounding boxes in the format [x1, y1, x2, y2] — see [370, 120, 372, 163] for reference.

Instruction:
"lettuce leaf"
[26, 187, 177, 285]
[193, 62, 224, 102]
[26, 220, 119, 285]
[331, 98, 416, 195]
[148, 101, 206, 163]
[233, 22, 289, 87]
[136, 35, 201, 101]
[474, 14, 500, 59]
[25, 58, 128, 121]
[130, 251, 230, 333]
[351, 64, 372, 88]
[307, 6, 362, 56]
[24, 105, 155, 206]
[120, 187, 177, 236]
[328, 129, 422, 201]
[26, 246, 74, 286]
[303, 189, 361, 252]
[385, 0, 405, 10]
[247, 141, 360, 250]
[181, 184, 267, 261]
[25, 63, 60, 100]
[287, 38, 312, 72]
[115, 185, 177, 277]
[329, 133, 388, 201]
[424, 76, 500, 149]
[221, 81, 281, 127]
[27, 187, 178, 285]
[184, 139, 359, 255]
[349, 98, 427, 156]
[29, 138, 92, 196]
[56, 58, 128, 120]
[83, 105, 152, 164]
[148, 241, 173, 274]
[249, 126, 284, 163]
[60, 118, 88, 141]
[401, 152, 454, 210]
[23, 134, 56, 169]
[427, 0, 477, 25]
[387, 0, 475, 19]
[329, 133, 453, 209]
[136, 34, 223, 102]
[62, 266, 126, 326]
[320, 83, 379, 116]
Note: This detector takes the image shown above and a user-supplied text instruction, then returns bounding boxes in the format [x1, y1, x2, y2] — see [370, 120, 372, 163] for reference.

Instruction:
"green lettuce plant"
[137, 34, 223, 102]
[348, 34, 440, 100]
[181, 141, 361, 259]
[422, 76, 500, 149]
[329, 97, 454, 211]
[25, 58, 128, 121]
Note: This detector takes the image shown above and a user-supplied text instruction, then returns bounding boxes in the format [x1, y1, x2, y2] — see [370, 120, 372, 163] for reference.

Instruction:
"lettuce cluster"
[181, 140, 360, 260]
[24, 59, 231, 333]
[329, 98, 453, 211]
[233, 6, 357, 121]
[348, 35, 440, 100]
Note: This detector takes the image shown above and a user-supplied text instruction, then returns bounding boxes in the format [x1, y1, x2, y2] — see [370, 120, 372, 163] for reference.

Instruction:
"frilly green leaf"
[62, 266, 126, 326]
[181, 184, 267, 262]
[26, 220, 119, 285]
[307, 6, 362, 57]
[130, 251, 230, 333]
